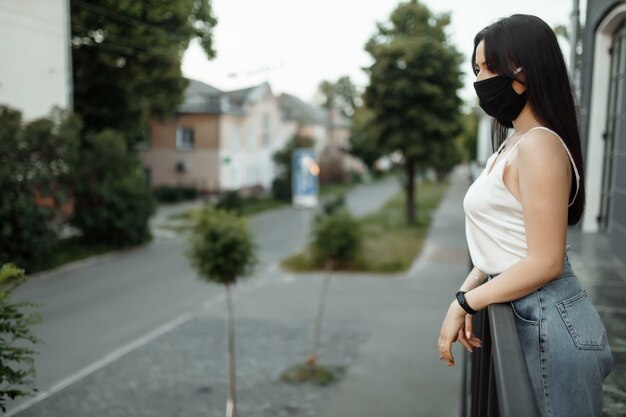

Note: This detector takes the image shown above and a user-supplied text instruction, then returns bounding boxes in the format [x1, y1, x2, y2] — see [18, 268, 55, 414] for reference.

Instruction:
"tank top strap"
[509, 126, 580, 207]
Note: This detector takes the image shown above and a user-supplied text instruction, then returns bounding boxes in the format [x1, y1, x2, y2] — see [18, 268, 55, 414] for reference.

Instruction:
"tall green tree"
[71, 0, 218, 143]
[348, 104, 384, 173]
[316, 76, 359, 118]
[363, 0, 463, 224]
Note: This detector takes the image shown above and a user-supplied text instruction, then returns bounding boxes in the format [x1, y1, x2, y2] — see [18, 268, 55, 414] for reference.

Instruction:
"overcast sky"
[181, 0, 583, 106]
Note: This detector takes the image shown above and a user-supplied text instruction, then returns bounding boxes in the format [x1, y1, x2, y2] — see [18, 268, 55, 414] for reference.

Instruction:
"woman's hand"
[438, 301, 482, 366]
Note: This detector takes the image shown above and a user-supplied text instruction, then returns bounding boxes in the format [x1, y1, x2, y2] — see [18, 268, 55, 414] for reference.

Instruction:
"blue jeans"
[488, 257, 614, 417]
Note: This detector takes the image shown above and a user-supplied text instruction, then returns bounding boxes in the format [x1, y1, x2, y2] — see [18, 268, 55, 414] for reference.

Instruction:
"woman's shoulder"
[517, 126, 569, 158]
[516, 126, 573, 175]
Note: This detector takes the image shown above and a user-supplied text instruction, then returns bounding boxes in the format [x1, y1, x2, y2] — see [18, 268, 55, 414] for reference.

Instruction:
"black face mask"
[473, 74, 527, 121]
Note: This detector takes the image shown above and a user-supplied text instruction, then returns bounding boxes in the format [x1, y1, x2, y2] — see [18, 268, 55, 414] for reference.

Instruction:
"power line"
[72, 23, 175, 60]
[71, 31, 173, 64]
[71, 0, 185, 41]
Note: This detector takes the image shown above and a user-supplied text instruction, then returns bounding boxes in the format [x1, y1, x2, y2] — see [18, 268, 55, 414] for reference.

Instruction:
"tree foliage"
[316, 76, 359, 118]
[348, 104, 383, 172]
[0, 263, 42, 412]
[312, 209, 362, 265]
[363, 0, 464, 222]
[457, 107, 480, 162]
[187, 209, 256, 285]
[71, 0, 218, 143]
[0, 105, 80, 270]
[70, 130, 155, 245]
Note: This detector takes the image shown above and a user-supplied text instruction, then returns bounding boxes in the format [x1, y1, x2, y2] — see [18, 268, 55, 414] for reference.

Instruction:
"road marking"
[5, 273, 284, 416]
[5, 294, 223, 416]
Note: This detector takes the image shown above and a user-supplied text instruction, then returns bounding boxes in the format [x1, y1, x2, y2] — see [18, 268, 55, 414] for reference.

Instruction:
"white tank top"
[463, 126, 580, 275]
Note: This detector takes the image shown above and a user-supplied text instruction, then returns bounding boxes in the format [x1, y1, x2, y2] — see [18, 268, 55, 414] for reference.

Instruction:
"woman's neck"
[512, 104, 541, 134]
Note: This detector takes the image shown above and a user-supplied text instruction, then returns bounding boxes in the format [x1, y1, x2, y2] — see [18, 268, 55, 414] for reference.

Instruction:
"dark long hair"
[471, 14, 585, 225]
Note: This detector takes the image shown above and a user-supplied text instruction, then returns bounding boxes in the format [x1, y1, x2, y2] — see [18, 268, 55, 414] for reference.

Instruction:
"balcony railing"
[460, 299, 541, 417]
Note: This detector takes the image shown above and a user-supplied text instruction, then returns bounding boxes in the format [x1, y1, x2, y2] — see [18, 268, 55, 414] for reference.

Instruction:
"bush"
[0, 105, 80, 271]
[271, 177, 290, 202]
[153, 186, 198, 203]
[71, 130, 155, 245]
[216, 191, 244, 214]
[312, 208, 362, 265]
[0, 263, 42, 412]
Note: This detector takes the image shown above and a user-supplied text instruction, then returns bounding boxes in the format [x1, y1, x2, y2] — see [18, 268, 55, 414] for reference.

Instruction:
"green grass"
[280, 363, 347, 386]
[319, 181, 356, 197]
[282, 180, 448, 273]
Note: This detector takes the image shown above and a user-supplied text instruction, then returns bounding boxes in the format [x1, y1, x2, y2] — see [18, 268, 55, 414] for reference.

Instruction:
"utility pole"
[65, 0, 74, 111]
[569, 0, 580, 77]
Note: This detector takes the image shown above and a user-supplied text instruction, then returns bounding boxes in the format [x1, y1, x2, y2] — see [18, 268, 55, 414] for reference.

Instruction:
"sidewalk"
[318, 165, 470, 417]
[566, 229, 626, 416]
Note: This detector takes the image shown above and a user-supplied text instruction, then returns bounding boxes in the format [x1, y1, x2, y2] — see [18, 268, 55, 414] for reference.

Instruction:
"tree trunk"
[405, 157, 416, 224]
[309, 257, 334, 370]
[225, 284, 237, 417]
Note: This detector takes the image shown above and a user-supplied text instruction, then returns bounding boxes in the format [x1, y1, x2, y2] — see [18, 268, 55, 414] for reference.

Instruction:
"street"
[7, 177, 402, 415]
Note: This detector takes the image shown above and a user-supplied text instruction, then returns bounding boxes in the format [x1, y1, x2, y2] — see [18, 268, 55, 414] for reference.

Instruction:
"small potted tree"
[187, 208, 256, 417]
[282, 207, 362, 385]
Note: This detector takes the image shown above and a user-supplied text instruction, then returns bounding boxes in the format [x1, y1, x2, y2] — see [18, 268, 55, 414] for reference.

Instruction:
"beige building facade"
[140, 79, 363, 194]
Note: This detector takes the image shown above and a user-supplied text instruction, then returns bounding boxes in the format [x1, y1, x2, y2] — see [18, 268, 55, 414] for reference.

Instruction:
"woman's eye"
[474, 65, 480, 73]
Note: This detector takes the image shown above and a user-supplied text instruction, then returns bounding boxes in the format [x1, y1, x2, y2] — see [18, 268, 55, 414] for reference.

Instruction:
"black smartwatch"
[456, 291, 477, 315]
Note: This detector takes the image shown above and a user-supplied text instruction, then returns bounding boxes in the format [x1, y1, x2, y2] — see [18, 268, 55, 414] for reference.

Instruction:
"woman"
[437, 14, 614, 417]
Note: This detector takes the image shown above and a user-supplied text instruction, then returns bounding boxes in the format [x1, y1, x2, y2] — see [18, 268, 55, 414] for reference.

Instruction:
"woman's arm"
[459, 267, 486, 292]
[464, 129, 572, 311]
[438, 129, 573, 366]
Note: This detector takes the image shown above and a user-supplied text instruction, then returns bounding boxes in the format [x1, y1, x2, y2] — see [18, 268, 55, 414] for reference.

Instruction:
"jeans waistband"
[487, 247, 573, 281]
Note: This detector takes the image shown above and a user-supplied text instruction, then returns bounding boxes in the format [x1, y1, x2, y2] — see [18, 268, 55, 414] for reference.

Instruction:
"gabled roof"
[178, 79, 272, 116]
[278, 93, 352, 128]
[278, 93, 327, 125]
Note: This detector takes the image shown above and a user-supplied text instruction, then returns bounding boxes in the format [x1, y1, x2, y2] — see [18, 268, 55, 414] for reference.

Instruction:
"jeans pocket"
[556, 290, 607, 350]
[511, 292, 540, 326]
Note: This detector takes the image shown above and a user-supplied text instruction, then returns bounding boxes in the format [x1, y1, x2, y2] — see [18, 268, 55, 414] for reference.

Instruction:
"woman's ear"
[512, 80, 527, 94]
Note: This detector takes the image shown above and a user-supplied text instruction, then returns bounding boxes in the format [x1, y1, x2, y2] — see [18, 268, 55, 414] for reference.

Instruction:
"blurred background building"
[0, 0, 72, 120]
[579, 0, 626, 265]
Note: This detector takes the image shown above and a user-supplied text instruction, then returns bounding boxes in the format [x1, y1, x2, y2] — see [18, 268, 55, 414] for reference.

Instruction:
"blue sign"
[292, 148, 319, 208]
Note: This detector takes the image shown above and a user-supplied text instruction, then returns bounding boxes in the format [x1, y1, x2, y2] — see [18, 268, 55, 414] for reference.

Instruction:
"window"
[262, 113, 270, 146]
[231, 126, 241, 151]
[176, 127, 194, 150]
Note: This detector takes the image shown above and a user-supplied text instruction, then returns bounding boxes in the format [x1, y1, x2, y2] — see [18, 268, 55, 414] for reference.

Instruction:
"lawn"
[282, 180, 448, 273]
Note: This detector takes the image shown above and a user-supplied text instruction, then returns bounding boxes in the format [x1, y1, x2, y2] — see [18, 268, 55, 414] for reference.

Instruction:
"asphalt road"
[7, 177, 401, 414]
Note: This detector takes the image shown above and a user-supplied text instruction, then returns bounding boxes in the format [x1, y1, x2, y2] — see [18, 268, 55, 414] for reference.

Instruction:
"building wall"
[580, 0, 626, 263]
[218, 88, 285, 192]
[140, 114, 221, 192]
[0, 0, 71, 120]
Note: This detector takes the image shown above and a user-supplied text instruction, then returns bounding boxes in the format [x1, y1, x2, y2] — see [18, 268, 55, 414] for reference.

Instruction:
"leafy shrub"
[71, 129, 155, 245]
[0, 263, 41, 412]
[216, 191, 244, 214]
[311, 208, 362, 264]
